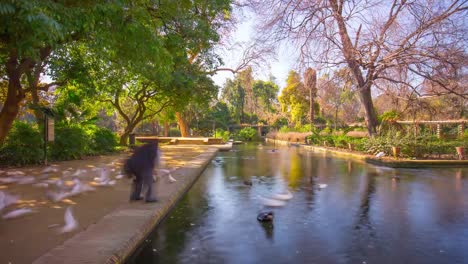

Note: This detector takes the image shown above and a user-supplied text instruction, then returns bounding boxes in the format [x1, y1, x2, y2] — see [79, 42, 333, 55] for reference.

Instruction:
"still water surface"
[131, 144, 468, 264]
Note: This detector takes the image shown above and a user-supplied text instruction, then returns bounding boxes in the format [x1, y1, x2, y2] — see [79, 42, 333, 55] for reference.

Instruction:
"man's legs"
[130, 178, 143, 201]
[143, 170, 157, 202]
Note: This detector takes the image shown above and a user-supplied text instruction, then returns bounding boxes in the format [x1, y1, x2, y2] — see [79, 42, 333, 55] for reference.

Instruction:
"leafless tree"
[248, 0, 467, 135]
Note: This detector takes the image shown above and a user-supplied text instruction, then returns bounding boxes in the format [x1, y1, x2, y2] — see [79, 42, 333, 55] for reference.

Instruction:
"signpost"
[43, 115, 55, 166]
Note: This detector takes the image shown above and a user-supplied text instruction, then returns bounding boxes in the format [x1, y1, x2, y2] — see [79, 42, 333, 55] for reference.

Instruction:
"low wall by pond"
[265, 138, 468, 168]
[136, 136, 224, 145]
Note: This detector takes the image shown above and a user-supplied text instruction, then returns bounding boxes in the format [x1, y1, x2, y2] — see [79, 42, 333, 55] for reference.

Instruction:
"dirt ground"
[0, 145, 208, 264]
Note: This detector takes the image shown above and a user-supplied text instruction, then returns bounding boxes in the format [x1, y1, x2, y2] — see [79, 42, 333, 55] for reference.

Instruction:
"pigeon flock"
[0, 159, 178, 235]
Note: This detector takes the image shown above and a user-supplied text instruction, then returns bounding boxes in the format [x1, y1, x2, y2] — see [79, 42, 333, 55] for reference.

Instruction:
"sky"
[210, 12, 296, 91]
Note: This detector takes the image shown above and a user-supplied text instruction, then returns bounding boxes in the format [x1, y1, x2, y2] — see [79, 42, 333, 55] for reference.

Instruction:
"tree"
[0, 0, 133, 144]
[303, 68, 317, 131]
[318, 68, 358, 129]
[278, 70, 308, 127]
[221, 78, 246, 123]
[252, 79, 280, 123]
[250, 0, 467, 135]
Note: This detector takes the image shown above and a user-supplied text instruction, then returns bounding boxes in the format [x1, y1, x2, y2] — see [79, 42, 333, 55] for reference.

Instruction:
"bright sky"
[210, 12, 296, 91]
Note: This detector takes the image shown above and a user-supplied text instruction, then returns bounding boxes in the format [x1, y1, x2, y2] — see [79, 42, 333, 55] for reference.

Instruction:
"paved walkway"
[0, 145, 219, 264]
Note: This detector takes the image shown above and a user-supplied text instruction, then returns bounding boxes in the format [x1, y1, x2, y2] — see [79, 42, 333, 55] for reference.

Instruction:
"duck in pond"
[243, 180, 253, 186]
[257, 211, 274, 222]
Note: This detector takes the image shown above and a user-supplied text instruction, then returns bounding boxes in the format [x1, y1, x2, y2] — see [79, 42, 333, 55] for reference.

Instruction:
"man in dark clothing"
[123, 141, 160, 202]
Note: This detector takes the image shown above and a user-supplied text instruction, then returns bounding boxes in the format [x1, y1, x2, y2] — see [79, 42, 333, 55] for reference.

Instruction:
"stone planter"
[455, 147, 465, 160]
[348, 143, 355, 151]
[392, 146, 401, 158]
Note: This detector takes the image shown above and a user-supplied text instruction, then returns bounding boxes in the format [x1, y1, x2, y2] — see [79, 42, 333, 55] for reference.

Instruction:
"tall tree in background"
[250, 0, 467, 135]
[166, 0, 232, 137]
[279, 71, 308, 127]
[252, 79, 280, 122]
[318, 68, 358, 129]
[303, 68, 317, 131]
[238, 67, 255, 115]
[221, 78, 246, 123]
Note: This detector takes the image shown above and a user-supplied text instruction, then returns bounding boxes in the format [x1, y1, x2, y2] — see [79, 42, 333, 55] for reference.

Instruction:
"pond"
[129, 144, 468, 264]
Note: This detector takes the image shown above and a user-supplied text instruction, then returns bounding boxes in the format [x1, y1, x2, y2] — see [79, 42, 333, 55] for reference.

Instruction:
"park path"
[0, 145, 218, 264]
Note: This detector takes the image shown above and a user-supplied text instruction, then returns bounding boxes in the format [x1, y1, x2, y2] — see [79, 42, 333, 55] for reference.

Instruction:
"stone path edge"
[33, 148, 219, 264]
[266, 138, 468, 168]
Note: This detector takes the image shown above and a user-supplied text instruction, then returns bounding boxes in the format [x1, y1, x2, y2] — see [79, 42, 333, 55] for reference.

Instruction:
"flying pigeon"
[59, 207, 78, 233]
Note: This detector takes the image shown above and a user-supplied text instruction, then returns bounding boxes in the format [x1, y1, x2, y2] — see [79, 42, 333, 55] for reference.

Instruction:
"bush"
[0, 122, 44, 165]
[306, 132, 365, 150]
[88, 126, 118, 154]
[237, 127, 258, 141]
[295, 124, 313, 133]
[361, 131, 468, 158]
[49, 124, 90, 160]
[168, 127, 181, 137]
[215, 128, 230, 142]
[0, 122, 120, 165]
[279, 126, 293, 133]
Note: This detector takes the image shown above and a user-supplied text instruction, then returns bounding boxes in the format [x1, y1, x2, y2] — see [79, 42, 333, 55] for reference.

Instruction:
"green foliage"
[237, 127, 258, 141]
[306, 133, 364, 150]
[295, 124, 313, 133]
[215, 128, 230, 141]
[314, 116, 326, 125]
[0, 122, 43, 165]
[321, 126, 333, 135]
[221, 79, 246, 123]
[278, 70, 308, 127]
[279, 126, 293, 133]
[87, 126, 118, 154]
[272, 117, 289, 129]
[169, 128, 181, 137]
[49, 124, 90, 160]
[252, 80, 280, 112]
[361, 131, 467, 158]
[378, 110, 400, 123]
[0, 122, 119, 165]
[49, 123, 118, 161]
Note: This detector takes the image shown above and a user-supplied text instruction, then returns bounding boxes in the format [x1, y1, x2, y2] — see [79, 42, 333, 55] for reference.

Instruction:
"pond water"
[129, 144, 468, 264]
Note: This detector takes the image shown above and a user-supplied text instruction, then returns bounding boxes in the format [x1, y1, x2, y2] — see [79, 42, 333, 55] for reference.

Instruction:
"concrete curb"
[33, 148, 218, 264]
[266, 138, 468, 168]
[303, 145, 468, 168]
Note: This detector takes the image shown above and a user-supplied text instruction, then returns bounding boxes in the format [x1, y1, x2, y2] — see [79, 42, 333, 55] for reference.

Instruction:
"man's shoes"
[145, 198, 158, 203]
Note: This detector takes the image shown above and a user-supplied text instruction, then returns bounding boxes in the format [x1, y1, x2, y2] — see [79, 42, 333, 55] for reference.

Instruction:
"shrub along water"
[237, 127, 259, 141]
[0, 122, 119, 166]
[305, 128, 467, 159]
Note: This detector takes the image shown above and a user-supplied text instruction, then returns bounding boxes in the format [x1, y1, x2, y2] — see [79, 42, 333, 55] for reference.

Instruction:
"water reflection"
[130, 144, 468, 264]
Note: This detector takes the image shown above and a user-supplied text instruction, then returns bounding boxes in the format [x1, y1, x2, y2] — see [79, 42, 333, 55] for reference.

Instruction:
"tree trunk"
[334, 106, 338, 130]
[330, 0, 378, 135]
[0, 97, 21, 145]
[30, 84, 44, 126]
[163, 121, 169, 137]
[0, 59, 24, 145]
[120, 123, 137, 146]
[120, 133, 129, 146]
[358, 86, 378, 135]
[176, 112, 190, 137]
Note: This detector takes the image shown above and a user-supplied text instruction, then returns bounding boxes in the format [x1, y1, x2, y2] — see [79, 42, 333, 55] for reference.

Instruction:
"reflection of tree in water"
[303, 155, 319, 208]
[286, 148, 305, 189]
[347, 170, 378, 262]
[355, 170, 377, 231]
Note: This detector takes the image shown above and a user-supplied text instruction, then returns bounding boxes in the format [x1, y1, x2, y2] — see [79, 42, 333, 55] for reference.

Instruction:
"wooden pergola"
[395, 119, 466, 138]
